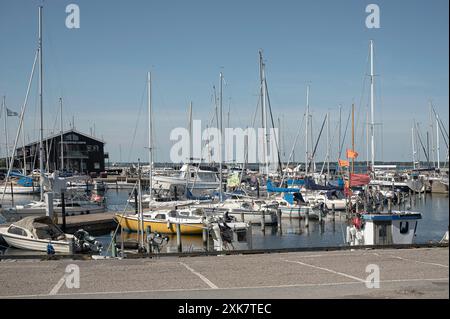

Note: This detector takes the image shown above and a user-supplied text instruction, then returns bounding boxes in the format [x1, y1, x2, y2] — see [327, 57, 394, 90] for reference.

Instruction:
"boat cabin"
[360, 212, 422, 245]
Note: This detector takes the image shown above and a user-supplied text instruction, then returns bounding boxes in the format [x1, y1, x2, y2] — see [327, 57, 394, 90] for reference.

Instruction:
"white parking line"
[49, 274, 67, 295]
[179, 262, 218, 289]
[284, 259, 366, 282]
[390, 255, 449, 268]
[1, 277, 447, 299]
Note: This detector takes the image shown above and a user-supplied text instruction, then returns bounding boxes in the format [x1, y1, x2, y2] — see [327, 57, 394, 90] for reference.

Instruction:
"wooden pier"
[56, 212, 119, 235]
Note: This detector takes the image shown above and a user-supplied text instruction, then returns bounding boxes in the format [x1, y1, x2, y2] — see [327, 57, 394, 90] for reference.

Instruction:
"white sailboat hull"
[0, 230, 74, 254]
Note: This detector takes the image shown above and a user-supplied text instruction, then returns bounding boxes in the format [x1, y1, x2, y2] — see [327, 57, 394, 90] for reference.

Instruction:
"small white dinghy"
[0, 216, 75, 254]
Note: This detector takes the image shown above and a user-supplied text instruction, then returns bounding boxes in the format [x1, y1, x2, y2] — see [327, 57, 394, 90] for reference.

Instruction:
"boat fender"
[47, 243, 55, 255]
[355, 231, 364, 245]
[345, 226, 352, 243]
[167, 221, 171, 229]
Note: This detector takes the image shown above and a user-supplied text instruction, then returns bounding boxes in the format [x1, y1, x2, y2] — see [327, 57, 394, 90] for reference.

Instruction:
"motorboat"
[0, 216, 75, 253]
[346, 211, 422, 246]
[0, 216, 102, 254]
[152, 164, 220, 191]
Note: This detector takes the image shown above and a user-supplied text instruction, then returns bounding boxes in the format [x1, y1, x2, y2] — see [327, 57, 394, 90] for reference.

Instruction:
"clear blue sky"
[0, 0, 448, 164]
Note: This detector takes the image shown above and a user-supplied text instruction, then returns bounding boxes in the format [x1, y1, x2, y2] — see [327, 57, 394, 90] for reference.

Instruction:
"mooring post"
[332, 203, 336, 221]
[176, 223, 182, 252]
[241, 212, 245, 222]
[174, 186, 178, 201]
[134, 188, 138, 215]
[10, 182, 14, 207]
[409, 189, 412, 207]
[388, 197, 392, 213]
[397, 192, 401, 210]
[256, 179, 260, 198]
[305, 208, 309, 228]
[111, 231, 117, 258]
[403, 192, 407, 209]
[260, 210, 266, 232]
[61, 192, 66, 233]
[202, 226, 208, 250]
[146, 226, 152, 254]
[120, 226, 124, 258]
[277, 208, 282, 233]
[247, 224, 253, 250]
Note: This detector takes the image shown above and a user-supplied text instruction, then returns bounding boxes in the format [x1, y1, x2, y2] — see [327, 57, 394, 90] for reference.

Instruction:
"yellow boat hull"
[114, 214, 204, 235]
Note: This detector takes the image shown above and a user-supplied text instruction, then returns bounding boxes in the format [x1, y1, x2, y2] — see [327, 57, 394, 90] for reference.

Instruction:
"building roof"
[23, 129, 105, 147]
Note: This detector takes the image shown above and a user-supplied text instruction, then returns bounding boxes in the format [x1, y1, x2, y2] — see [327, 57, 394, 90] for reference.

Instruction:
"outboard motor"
[147, 231, 169, 253]
[218, 221, 234, 244]
[73, 229, 102, 253]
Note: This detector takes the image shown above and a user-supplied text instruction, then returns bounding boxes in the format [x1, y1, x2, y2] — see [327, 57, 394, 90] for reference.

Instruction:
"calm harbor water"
[100, 189, 449, 253]
[1, 189, 448, 255]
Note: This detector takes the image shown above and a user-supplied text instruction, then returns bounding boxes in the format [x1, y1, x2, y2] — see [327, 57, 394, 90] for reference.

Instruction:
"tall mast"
[436, 115, 440, 170]
[429, 101, 435, 167]
[366, 110, 369, 169]
[38, 6, 44, 201]
[188, 101, 193, 163]
[412, 124, 416, 169]
[258, 51, 267, 180]
[369, 40, 375, 170]
[338, 104, 342, 173]
[60, 97, 64, 172]
[219, 72, 223, 201]
[351, 103, 355, 174]
[22, 116, 26, 175]
[261, 60, 270, 184]
[326, 110, 330, 178]
[147, 72, 153, 200]
[2, 96, 9, 172]
[305, 85, 310, 176]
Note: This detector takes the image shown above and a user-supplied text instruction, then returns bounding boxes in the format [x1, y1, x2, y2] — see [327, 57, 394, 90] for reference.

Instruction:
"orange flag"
[346, 149, 359, 159]
[338, 159, 349, 167]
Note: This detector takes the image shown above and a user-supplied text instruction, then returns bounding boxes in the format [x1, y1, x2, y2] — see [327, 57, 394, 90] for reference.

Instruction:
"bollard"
[277, 209, 282, 233]
[241, 212, 245, 222]
[388, 198, 392, 213]
[397, 193, 401, 210]
[305, 208, 309, 228]
[174, 186, 178, 200]
[260, 210, 266, 232]
[332, 203, 335, 221]
[176, 223, 182, 252]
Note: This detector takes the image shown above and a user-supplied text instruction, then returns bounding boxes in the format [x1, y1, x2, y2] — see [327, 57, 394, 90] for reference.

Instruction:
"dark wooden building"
[16, 129, 107, 174]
